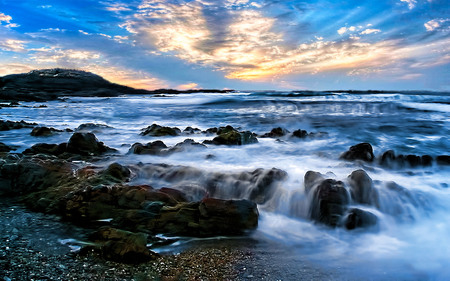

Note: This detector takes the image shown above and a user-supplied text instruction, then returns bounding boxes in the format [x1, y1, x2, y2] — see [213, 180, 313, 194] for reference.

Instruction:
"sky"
[0, 0, 449, 91]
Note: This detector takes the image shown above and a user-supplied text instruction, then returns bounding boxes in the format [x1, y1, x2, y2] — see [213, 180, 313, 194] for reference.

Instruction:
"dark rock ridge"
[259, 127, 327, 139]
[23, 132, 117, 158]
[31, 126, 69, 136]
[140, 124, 181, 137]
[129, 139, 206, 156]
[340, 142, 374, 162]
[0, 68, 233, 102]
[203, 125, 258, 145]
[0, 142, 15, 152]
[0, 119, 37, 131]
[342, 143, 447, 167]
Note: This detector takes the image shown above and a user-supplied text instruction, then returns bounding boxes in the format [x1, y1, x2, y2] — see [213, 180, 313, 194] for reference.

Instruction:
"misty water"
[1, 91, 449, 280]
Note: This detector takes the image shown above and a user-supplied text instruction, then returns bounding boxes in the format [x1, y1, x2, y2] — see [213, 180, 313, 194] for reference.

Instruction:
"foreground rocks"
[203, 125, 258, 145]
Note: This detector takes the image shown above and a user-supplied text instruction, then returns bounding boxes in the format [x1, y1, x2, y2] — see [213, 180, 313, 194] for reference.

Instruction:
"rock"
[340, 143, 374, 162]
[66, 132, 115, 156]
[344, 208, 378, 230]
[168, 139, 206, 153]
[437, 155, 450, 165]
[183, 126, 201, 134]
[291, 129, 308, 138]
[304, 171, 325, 194]
[260, 127, 290, 138]
[103, 163, 131, 182]
[155, 198, 258, 236]
[76, 123, 112, 132]
[88, 227, 157, 263]
[128, 141, 168, 155]
[198, 198, 258, 236]
[306, 176, 350, 227]
[0, 142, 15, 152]
[422, 155, 433, 166]
[204, 127, 218, 134]
[23, 143, 67, 156]
[205, 128, 258, 145]
[0, 155, 73, 195]
[0, 120, 37, 131]
[30, 126, 62, 137]
[140, 124, 181, 136]
[379, 150, 396, 167]
[248, 168, 288, 204]
[380, 150, 436, 168]
[347, 170, 379, 207]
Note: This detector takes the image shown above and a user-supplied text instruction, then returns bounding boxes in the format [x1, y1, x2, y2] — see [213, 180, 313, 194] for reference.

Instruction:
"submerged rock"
[75, 123, 112, 133]
[30, 126, 63, 136]
[0, 142, 15, 152]
[340, 143, 374, 162]
[380, 150, 436, 168]
[348, 169, 379, 207]
[436, 155, 450, 165]
[260, 127, 290, 138]
[291, 129, 308, 138]
[204, 126, 258, 145]
[307, 178, 350, 227]
[0, 120, 37, 131]
[344, 208, 378, 230]
[140, 124, 181, 137]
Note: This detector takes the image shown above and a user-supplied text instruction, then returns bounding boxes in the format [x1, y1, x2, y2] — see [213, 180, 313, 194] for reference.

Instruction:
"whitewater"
[1, 91, 449, 280]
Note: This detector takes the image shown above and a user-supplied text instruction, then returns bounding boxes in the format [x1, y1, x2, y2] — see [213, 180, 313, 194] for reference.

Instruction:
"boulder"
[248, 168, 288, 204]
[344, 208, 378, 230]
[88, 227, 157, 263]
[103, 163, 131, 182]
[75, 123, 112, 132]
[0, 142, 14, 152]
[66, 132, 115, 156]
[140, 124, 181, 136]
[340, 143, 374, 162]
[306, 177, 350, 227]
[291, 129, 308, 138]
[168, 139, 206, 153]
[437, 155, 450, 165]
[0, 120, 37, 131]
[128, 141, 168, 155]
[304, 171, 325, 194]
[347, 170, 379, 207]
[23, 143, 67, 156]
[205, 128, 258, 145]
[260, 127, 290, 138]
[380, 150, 436, 168]
[183, 126, 201, 134]
[30, 126, 62, 136]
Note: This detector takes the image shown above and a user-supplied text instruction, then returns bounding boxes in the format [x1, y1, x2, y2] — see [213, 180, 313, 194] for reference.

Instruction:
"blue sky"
[0, 0, 448, 90]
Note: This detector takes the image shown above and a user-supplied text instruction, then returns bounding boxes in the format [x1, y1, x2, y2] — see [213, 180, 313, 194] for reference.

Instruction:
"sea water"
[1, 91, 449, 280]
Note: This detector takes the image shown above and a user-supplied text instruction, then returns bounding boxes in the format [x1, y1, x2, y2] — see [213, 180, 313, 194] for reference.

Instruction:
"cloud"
[360, 29, 381, 35]
[0, 12, 12, 23]
[0, 39, 27, 52]
[400, 0, 417, 10]
[177, 82, 199, 90]
[424, 18, 449, 31]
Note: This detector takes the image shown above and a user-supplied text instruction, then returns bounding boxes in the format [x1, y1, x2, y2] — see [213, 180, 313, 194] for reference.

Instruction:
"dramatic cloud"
[424, 19, 449, 32]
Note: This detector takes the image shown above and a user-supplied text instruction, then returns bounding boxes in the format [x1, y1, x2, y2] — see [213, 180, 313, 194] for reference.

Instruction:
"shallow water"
[1, 91, 449, 280]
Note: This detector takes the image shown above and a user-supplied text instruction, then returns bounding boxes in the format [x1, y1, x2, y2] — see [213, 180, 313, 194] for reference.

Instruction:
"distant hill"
[0, 68, 232, 102]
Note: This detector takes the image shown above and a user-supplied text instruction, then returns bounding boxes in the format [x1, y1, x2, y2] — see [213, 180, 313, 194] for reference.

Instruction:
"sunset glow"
[0, 0, 448, 90]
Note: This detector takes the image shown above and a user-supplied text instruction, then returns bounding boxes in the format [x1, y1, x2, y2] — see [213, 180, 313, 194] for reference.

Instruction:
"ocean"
[1, 91, 449, 280]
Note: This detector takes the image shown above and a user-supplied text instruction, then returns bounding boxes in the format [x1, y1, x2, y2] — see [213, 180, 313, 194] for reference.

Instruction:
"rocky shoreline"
[1, 117, 449, 279]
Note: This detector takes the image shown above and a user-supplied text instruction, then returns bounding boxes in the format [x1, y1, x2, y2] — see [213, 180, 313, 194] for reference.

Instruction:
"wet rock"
[168, 139, 206, 153]
[204, 127, 218, 134]
[205, 128, 258, 145]
[436, 155, 450, 165]
[23, 143, 67, 156]
[183, 126, 201, 134]
[103, 163, 131, 182]
[76, 123, 112, 132]
[291, 129, 308, 138]
[0, 155, 73, 195]
[0, 142, 15, 152]
[306, 176, 350, 227]
[30, 126, 62, 137]
[304, 171, 325, 194]
[344, 208, 378, 230]
[347, 170, 379, 207]
[155, 198, 258, 236]
[128, 141, 168, 155]
[140, 124, 181, 137]
[248, 168, 288, 204]
[260, 127, 290, 138]
[340, 143, 374, 162]
[0, 120, 37, 131]
[380, 150, 436, 168]
[66, 132, 116, 156]
[88, 227, 157, 263]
